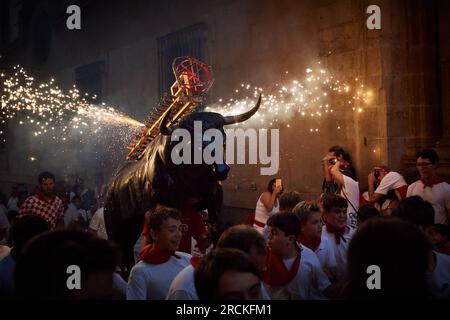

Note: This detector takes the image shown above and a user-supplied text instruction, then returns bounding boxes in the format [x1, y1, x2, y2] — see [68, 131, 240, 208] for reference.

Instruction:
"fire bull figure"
[104, 96, 261, 269]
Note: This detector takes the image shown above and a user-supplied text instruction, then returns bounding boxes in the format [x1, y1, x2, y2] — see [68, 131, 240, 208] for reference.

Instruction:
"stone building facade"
[0, 0, 449, 222]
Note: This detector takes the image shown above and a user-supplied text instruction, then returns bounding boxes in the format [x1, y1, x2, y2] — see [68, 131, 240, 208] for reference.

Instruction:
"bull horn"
[223, 94, 262, 125]
[160, 109, 173, 136]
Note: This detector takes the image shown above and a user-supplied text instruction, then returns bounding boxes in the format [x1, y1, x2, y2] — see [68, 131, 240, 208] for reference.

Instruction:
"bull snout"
[214, 163, 230, 181]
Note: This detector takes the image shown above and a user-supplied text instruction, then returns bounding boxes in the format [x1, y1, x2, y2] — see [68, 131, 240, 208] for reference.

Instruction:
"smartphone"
[275, 178, 282, 188]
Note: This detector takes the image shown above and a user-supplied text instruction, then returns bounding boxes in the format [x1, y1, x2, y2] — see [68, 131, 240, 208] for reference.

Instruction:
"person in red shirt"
[18, 171, 64, 229]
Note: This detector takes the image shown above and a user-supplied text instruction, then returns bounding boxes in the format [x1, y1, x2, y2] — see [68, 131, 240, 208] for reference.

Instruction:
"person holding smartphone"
[253, 178, 283, 234]
[365, 165, 408, 215]
[322, 149, 359, 229]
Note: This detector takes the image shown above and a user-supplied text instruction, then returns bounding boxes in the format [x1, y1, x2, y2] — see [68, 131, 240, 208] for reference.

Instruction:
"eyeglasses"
[162, 224, 189, 233]
[416, 162, 433, 167]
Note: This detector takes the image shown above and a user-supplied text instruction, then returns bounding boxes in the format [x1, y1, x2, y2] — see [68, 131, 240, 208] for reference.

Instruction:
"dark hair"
[292, 201, 320, 226]
[322, 193, 348, 212]
[279, 190, 302, 211]
[266, 178, 284, 194]
[266, 211, 301, 238]
[347, 217, 432, 299]
[217, 224, 266, 256]
[429, 224, 450, 239]
[416, 148, 439, 164]
[15, 229, 120, 299]
[71, 195, 81, 202]
[357, 205, 380, 224]
[147, 205, 181, 232]
[10, 215, 51, 258]
[38, 171, 55, 184]
[194, 248, 261, 300]
[329, 146, 357, 180]
[392, 196, 434, 228]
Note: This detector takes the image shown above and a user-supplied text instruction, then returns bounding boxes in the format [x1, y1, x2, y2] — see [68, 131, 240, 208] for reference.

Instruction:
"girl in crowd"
[253, 178, 283, 234]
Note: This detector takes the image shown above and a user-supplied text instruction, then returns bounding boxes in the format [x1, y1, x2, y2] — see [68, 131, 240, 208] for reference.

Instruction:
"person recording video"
[366, 166, 408, 215]
[322, 147, 359, 229]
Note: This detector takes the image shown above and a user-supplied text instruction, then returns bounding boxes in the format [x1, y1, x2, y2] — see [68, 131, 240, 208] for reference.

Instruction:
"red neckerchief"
[139, 244, 180, 264]
[298, 234, 321, 252]
[263, 245, 301, 286]
[325, 222, 347, 245]
[141, 222, 148, 236]
[421, 175, 445, 188]
[36, 192, 56, 203]
[190, 256, 201, 267]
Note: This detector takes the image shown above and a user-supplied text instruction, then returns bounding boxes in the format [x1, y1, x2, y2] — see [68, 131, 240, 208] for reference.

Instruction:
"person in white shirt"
[293, 201, 338, 282]
[322, 150, 359, 229]
[406, 149, 450, 224]
[253, 178, 283, 233]
[64, 195, 90, 229]
[264, 212, 334, 300]
[194, 248, 263, 300]
[427, 250, 450, 299]
[167, 224, 270, 300]
[89, 207, 107, 239]
[321, 194, 355, 284]
[127, 206, 191, 300]
[367, 166, 408, 215]
[0, 201, 10, 245]
[89, 193, 107, 240]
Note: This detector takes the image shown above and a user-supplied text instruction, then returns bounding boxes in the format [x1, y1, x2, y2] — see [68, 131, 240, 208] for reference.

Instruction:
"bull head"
[158, 94, 261, 197]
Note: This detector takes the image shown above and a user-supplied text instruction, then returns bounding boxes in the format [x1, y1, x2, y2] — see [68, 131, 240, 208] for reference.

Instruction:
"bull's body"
[104, 96, 261, 269]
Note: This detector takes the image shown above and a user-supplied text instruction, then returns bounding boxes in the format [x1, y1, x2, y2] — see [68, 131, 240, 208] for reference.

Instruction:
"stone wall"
[1, 0, 448, 214]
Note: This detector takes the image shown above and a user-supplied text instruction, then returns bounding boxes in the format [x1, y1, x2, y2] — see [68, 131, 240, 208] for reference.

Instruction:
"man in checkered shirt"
[18, 171, 64, 229]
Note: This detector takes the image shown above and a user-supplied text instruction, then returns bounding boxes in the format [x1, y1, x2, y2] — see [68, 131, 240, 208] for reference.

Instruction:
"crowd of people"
[0, 146, 449, 300]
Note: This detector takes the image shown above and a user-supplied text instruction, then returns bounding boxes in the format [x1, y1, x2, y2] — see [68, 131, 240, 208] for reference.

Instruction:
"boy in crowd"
[356, 204, 380, 226]
[407, 148, 450, 224]
[322, 151, 360, 229]
[321, 194, 355, 283]
[279, 190, 302, 211]
[194, 248, 262, 300]
[167, 224, 269, 300]
[127, 205, 191, 300]
[264, 212, 333, 299]
[293, 201, 337, 282]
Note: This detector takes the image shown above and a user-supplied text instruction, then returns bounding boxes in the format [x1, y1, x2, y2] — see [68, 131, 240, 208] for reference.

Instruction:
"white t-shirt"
[167, 264, 272, 300]
[407, 180, 450, 224]
[127, 252, 191, 300]
[166, 264, 198, 300]
[281, 245, 331, 300]
[6, 197, 19, 212]
[254, 195, 279, 234]
[89, 207, 108, 240]
[375, 171, 407, 195]
[427, 251, 450, 299]
[321, 225, 355, 283]
[341, 175, 360, 229]
[0, 205, 10, 245]
[312, 237, 338, 276]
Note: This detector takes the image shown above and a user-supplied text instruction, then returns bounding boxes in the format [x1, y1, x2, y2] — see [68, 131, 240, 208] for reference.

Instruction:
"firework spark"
[205, 62, 372, 134]
[0, 66, 143, 142]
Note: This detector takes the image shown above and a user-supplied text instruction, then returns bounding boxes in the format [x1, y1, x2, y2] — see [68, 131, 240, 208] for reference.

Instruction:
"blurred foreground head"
[15, 229, 120, 299]
[346, 217, 432, 299]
